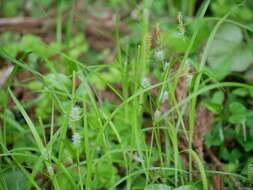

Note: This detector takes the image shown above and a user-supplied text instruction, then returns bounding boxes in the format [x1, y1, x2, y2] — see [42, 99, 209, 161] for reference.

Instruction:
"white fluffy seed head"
[72, 132, 81, 148]
[155, 49, 165, 61]
[141, 77, 150, 88]
[70, 106, 81, 121]
[133, 153, 144, 163]
[131, 9, 139, 20]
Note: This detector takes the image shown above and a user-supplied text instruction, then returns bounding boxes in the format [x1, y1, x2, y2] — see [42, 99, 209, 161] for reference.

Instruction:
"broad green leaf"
[94, 161, 119, 189]
[230, 148, 242, 162]
[175, 185, 197, 190]
[205, 123, 224, 147]
[2, 170, 27, 190]
[229, 114, 247, 124]
[228, 102, 248, 124]
[144, 184, 172, 190]
[229, 102, 247, 114]
[204, 91, 224, 113]
[232, 88, 249, 97]
[223, 162, 238, 173]
[207, 24, 253, 80]
[212, 91, 224, 104]
[219, 145, 230, 161]
[204, 102, 222, 114]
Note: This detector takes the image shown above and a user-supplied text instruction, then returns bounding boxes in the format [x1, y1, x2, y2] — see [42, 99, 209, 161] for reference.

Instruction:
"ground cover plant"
[1, 0, 253, 189]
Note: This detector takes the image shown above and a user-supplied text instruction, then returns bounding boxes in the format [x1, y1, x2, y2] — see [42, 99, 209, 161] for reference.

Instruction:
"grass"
[1, 0, 253, 189]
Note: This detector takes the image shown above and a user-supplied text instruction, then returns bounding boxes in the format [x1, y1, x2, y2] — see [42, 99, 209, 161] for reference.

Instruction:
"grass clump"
[1, 0, 253, 189]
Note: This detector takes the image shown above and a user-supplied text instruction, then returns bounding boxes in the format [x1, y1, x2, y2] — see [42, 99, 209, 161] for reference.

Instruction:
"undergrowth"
[1, 0, 253, 189]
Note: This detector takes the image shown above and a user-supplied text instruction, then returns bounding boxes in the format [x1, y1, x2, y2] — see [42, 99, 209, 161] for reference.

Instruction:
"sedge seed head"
[72, 132, 81, 148]
[155, 49, 165, 61]
[70, 106, 81, 121]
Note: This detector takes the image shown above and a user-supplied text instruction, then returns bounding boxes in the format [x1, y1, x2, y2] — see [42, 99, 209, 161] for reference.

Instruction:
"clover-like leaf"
[2, 170, 27, 190]
[145, 184, 172, 190]
[228, 102, 248, 124]
[175, 185, 197, 190]
[207, 24, 253, 80]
